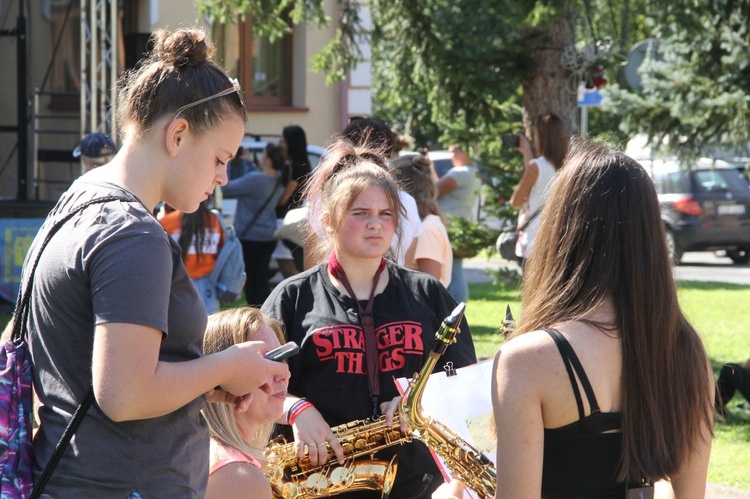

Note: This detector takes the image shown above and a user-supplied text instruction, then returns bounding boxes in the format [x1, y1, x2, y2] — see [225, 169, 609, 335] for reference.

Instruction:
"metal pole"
[110, 0, 118, 141]
[580, 106, 588, 135]
[81, 0, 88, 136]
[16, 0, 28, 200]
[91, 0, 98, 132]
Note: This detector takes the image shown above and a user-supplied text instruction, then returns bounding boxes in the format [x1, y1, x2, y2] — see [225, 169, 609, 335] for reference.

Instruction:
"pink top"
[209, 439, 262, 474]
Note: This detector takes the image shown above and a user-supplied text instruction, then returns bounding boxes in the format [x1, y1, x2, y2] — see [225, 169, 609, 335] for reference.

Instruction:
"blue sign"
[1, 219, 45, 303]
[578, 89, 603, 107]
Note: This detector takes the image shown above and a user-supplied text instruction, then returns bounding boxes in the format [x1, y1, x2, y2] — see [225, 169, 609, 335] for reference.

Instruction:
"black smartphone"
[502, 133, 520, 149]
[264, 341, 300, 362]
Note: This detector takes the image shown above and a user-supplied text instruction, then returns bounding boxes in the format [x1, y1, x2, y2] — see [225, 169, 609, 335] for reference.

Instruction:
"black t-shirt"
[262, 263, 477, 498]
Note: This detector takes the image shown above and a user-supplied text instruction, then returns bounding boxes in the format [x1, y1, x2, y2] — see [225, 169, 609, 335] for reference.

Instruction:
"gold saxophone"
[265, 303, 496, 498]
[264, 414, 411, 498]
[399, 302, 497, 499]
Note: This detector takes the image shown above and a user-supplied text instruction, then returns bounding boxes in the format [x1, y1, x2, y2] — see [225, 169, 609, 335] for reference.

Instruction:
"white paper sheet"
[395, 359, 496, 499]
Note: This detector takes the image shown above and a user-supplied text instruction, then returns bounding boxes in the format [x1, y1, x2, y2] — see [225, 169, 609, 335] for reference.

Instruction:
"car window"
[654, 171, 690, 194]
[691, 170, 750, 194]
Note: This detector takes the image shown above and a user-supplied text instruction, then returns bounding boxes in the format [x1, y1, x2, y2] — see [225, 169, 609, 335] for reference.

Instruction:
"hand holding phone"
[214, 341, 297, 392]
[502, 133, 520, 149]
[264, 341, 300, 362]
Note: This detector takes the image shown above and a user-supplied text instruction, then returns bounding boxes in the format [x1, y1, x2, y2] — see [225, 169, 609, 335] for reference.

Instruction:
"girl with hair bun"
[23, 27, 288, 497]
[261, 139, 477, 499]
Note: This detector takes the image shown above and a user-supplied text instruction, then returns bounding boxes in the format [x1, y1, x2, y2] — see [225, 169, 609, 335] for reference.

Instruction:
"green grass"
[2, 277, 749, 489]
[465, 278, 750, 490]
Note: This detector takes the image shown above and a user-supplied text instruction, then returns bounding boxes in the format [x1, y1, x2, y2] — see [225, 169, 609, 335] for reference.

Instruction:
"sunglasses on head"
[173, 77, 244, 119]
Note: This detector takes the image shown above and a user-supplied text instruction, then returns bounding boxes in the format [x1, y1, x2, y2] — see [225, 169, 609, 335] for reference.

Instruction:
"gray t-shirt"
[437, 164, 482, 221]
[27, 178, 209, 498]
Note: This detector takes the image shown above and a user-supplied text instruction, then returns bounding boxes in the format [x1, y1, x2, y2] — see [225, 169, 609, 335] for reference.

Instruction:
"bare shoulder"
[494, 330, 559, 384]
[206, 462, 272, 499]
[497, 330, 557, 364]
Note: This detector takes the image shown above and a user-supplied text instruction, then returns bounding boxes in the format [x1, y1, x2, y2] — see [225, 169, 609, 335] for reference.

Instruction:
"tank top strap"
[544, 328, 601, 419]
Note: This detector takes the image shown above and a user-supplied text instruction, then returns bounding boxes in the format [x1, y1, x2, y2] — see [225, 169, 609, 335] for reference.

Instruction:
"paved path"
[463, 253, 750, 498]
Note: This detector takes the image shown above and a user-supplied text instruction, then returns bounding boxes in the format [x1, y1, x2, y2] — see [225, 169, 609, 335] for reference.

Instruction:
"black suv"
[649, 158, 750, 264]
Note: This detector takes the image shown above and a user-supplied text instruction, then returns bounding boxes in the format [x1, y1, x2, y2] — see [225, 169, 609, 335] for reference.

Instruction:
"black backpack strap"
[30, 387, 95, 499]
[544, 328, 601, 419]
[10, 195, 134, 498]
[12, 195, 134, 343]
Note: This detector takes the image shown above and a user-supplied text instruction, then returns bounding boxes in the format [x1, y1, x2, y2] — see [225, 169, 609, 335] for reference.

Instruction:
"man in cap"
[73, 132, 117, 175]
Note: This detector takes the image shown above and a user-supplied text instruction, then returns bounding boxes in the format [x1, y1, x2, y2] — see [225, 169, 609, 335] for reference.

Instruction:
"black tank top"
[541, 328, 625, 498]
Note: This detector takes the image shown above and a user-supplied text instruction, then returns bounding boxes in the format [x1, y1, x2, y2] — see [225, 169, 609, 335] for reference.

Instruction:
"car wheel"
[727, 248, 750, 265]
[664, 228, 683, 265]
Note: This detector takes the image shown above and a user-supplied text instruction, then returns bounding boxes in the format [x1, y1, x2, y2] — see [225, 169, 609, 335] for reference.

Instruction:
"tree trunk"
[521, 11, 579, 147]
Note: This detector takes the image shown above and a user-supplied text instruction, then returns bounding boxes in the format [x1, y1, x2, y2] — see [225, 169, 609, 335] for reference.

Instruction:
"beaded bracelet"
[287, 398, 314, 425]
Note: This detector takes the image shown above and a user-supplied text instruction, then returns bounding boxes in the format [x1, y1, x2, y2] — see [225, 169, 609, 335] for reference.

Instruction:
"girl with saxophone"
[492, 139, 714, 498]
[262, 139, 477, 498]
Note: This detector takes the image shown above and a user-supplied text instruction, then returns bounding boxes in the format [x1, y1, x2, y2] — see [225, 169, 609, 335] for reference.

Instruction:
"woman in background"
[508, 113, 568, 265]
[223, 142, 289, 306]
[492, 140, 714, 498]
[160, 197, 232, 314]
[203, 307, 290, 499]
[273, 125, 312, 277]
[392, 154, 452, 287]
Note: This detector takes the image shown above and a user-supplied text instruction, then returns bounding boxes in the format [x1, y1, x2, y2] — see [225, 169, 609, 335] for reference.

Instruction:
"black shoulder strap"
[544, 328, 601, 419]
[9, 194, 133, 499]
[241, 175, 282, 235]
[517, 206, 543, 232]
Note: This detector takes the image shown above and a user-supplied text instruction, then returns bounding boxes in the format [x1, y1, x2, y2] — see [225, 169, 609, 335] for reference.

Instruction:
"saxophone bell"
[265, 417, 410, 498]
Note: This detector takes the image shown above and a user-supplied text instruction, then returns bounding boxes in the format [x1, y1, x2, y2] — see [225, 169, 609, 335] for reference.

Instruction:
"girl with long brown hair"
[492, 139, 714, 498]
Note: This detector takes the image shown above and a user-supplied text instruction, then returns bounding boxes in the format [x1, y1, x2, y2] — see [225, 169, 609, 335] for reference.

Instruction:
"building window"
[237, 19, 293, 107]
[215, 17, 294, 108]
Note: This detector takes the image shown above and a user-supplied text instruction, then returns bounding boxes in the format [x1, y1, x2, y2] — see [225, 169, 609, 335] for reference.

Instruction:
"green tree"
[604, 1, 750, 164]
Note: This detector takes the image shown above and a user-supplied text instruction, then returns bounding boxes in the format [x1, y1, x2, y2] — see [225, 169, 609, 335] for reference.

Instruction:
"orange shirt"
[160, 211, 225, 279]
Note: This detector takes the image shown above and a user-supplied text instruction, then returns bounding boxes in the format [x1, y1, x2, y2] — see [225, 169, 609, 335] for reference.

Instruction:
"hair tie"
[176, 56, 189, 67]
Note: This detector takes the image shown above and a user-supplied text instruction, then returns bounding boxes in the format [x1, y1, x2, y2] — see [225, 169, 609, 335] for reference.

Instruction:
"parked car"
[646, 157, 750, 264]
